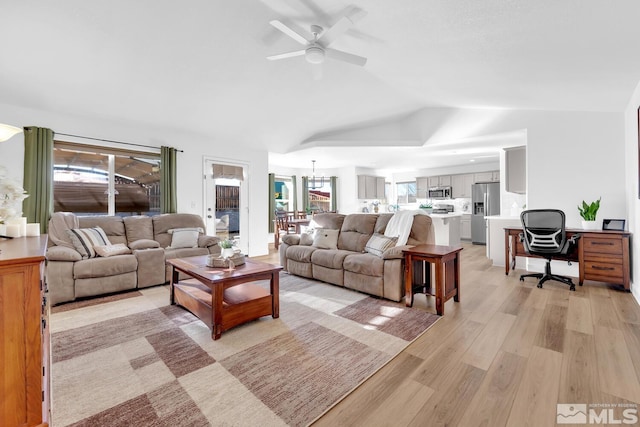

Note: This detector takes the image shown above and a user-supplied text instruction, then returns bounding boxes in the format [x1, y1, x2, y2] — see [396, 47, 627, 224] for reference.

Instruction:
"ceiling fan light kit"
[267, 11, 367, 70]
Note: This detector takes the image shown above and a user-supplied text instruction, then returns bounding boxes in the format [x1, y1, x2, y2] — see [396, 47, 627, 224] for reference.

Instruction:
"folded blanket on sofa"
[384, 210, 428, 246]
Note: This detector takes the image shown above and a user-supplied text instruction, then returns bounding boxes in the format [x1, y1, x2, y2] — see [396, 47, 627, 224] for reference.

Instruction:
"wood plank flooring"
[256, 242, 640, 426]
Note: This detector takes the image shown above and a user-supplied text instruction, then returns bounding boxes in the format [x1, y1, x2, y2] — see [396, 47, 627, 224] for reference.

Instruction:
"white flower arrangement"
[0, 165, 28, 223]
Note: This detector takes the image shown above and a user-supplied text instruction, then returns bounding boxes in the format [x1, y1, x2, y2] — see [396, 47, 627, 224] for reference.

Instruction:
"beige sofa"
[46, 212, 221, 305]
[279, 212, 433, 302]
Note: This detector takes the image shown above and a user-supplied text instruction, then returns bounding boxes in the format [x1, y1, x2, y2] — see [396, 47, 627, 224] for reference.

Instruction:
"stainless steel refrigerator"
[471, 182, 500, 244]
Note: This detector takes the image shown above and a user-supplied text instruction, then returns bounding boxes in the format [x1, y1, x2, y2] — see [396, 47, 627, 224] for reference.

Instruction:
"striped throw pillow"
[66, 227, 112, 259]
[365, 233, 398, 257]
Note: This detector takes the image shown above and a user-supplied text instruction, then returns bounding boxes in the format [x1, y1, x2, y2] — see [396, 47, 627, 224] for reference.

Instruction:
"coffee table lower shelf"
[173, 279, 275, 338]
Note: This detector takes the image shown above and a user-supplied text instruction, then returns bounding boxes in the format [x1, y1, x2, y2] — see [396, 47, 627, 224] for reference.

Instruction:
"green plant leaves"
[578, 197, 601, 221]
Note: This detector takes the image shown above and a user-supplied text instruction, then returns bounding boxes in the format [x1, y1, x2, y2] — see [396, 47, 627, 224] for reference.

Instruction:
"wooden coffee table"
[167, 256, 282, 340]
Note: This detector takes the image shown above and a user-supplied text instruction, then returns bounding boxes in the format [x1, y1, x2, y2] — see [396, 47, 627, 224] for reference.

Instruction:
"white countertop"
[485, 215, 520, 220]
[429, 213, 463, 218]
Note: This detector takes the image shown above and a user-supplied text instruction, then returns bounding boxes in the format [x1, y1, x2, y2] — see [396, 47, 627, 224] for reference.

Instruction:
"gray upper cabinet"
[505, 146, 526, 194]
[428, 175, 451, 188]
[451, 173, 474, 198]
[358, 175, 386, 199]
[473, 171, 499, 183]
[416, 177, 429, 198]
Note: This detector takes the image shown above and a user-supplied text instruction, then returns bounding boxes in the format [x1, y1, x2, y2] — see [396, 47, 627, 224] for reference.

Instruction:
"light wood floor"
[256, 242, 640, 426]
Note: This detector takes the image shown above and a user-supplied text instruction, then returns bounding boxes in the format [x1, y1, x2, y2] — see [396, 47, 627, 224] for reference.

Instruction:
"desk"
[504, 227, 631, 291]
[403, 244, 463, 315]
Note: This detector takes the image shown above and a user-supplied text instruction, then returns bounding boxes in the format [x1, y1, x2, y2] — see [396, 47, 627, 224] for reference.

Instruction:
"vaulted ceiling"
[3, 1, 640, 170]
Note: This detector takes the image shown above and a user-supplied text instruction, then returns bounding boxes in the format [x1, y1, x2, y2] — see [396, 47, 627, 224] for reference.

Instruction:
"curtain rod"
[56, 132, 184, 152]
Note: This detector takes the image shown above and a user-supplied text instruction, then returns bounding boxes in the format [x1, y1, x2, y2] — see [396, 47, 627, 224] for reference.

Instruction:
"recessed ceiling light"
[469, 159, 475, 162]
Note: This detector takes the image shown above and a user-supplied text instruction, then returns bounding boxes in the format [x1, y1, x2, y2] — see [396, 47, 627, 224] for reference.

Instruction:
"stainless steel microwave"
[428, 187, 452, 199]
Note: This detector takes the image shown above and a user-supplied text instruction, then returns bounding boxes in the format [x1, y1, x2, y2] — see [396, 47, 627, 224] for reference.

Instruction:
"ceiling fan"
[266, 12, 367, 68]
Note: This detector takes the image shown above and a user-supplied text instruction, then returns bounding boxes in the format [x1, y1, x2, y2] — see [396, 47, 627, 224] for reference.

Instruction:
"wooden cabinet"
[0, 236, 49, 427]
[474, 171, 499, 183]
[505, 146, 526, 194]
[579, 232, 630, 290]
[451, 174, 474, 198]
[357, 175, 385, 199]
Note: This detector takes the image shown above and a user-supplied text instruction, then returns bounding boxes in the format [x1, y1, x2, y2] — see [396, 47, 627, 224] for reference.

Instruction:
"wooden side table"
[403, 244, 463, 315]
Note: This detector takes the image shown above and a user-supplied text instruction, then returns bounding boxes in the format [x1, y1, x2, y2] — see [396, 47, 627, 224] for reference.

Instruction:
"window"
[396, 181, 417, 204]
[53, 142, 161, 216]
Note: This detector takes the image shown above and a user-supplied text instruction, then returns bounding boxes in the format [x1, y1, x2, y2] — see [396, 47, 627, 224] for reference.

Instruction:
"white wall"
[624, 81, 640, 301]
[0, 103, 271, 256]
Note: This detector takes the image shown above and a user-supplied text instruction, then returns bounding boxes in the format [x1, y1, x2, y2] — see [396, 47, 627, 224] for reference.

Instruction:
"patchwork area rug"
[50, 273, 439, 426]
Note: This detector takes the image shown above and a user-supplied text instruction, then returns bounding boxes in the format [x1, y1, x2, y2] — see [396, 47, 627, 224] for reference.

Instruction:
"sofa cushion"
[338, 214, 378, 252]
[164, 247, 210, 260]
[407, 215, 433, 246]
[343, 253, 384, 277]
[123, 216, 154, 244]
[312, 228, 339, 249]
[67, 227, 112, 259]
[311, 249, 353, 269]
[374, 214, 394, 234]
[129, 239, 161, 250]
[153, 213, 206, 248]
[285, 245, 317, 263]
[310, 213, 346, 230]
[365, 234, 398, 257]
[78, 216, 127, 245]
[74, 254, 138, 279]
[94, 243, 132, 257]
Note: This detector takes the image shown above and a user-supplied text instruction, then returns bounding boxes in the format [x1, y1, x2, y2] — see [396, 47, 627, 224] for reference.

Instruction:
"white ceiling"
[2, 1, 640, 170]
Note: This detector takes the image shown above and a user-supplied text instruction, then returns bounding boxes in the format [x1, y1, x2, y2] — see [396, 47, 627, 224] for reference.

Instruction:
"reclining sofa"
[279, 212, 433, 302]
[46, 212, 221, 305]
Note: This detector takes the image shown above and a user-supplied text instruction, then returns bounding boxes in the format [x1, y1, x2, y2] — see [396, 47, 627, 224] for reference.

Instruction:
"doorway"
[204, 159, 249, 255]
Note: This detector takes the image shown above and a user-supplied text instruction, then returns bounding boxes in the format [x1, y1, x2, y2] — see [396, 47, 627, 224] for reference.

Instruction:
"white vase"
[581, 220, 600, 230]
[221, 248, 235, 258]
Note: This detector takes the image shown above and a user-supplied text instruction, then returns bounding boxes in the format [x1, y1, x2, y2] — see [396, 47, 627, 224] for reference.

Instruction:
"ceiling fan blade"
[267, 50, 306, 61]
[325, 48, 367, 66]
[269, 20, 309, 45]
[318, 15, 354, 47]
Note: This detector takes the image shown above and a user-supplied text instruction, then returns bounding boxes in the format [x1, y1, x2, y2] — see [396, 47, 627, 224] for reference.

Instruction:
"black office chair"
[519, 209, 581, 291]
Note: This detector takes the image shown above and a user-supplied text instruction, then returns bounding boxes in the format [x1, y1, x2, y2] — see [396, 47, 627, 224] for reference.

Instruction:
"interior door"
[204, 159, 249, 255]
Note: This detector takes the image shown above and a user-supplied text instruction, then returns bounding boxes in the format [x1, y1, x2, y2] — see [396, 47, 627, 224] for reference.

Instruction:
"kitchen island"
[429, 213, 461, 246]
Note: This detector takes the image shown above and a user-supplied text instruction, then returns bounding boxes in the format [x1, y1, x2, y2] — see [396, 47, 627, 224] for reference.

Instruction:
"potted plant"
[578, 197, 601, 230]
[218, 238, 236, 258]
[419, 203, 433, 214]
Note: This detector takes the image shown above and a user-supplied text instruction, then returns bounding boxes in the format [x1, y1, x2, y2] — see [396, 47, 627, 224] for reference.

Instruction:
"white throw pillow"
[94, 243, 132, 257]
[167, 229, 200, 249]
[312, 228, 339, 250]
[365, 234, 398, 257]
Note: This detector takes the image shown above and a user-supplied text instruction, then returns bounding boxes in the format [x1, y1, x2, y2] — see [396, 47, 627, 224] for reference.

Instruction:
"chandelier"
[308, 160, 326, 190]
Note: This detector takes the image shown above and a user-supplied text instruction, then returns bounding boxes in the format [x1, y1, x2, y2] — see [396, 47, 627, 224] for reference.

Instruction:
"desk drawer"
[583, 237, 622, 255]
[583, 261, 624, 281]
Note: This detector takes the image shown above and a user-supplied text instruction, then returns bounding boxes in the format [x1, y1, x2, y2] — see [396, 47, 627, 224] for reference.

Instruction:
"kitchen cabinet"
[505, 146, 526, 194]
[474, 171, 499, 183]
[451, 173, 474, 198]
[0, 236, 50, 427]
[460, 214, 471, 240]
[428, 175, 451, 188]
[358, 175, 385, 199]
[416, 177, 429, 198]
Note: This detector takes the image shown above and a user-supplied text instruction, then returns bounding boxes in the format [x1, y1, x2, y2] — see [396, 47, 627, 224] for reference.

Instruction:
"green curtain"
[160, 146, 177, 213]
[330, 176, 337, 212]
[292, 175, 298, 213]
[268, 173, 275, 233]
[22, 126, 54, 233]
[301, 176, 309, 212]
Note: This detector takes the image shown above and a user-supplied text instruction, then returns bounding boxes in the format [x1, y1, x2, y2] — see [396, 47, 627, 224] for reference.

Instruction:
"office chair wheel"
[537, 283, 543, 289]
[519, 277, 524, 282]
[570, 284, 576, 291]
